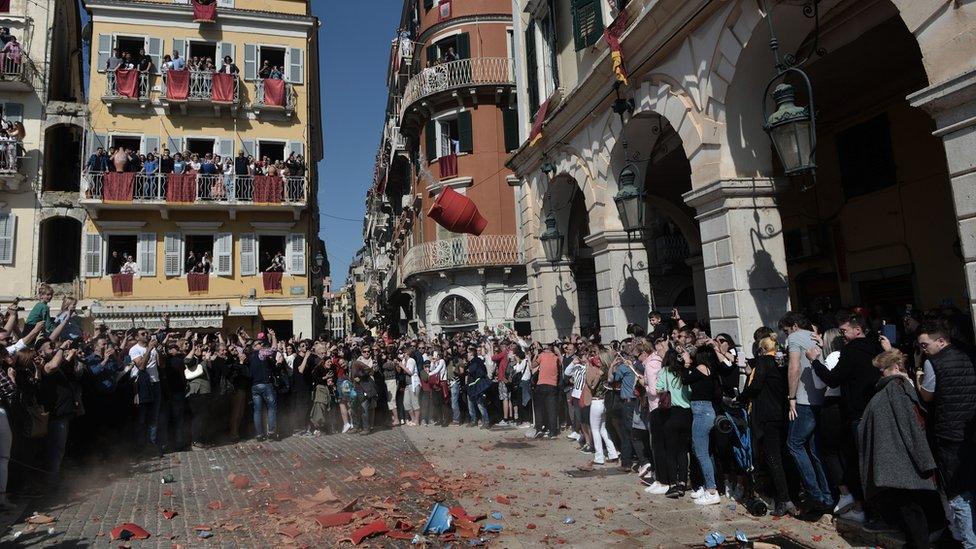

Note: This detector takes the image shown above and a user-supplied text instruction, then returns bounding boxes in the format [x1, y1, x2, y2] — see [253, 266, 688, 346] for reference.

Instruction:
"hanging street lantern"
[539, 210, 563, 263]
[763, 81, 815, 176]
[614, 162, 645, 232]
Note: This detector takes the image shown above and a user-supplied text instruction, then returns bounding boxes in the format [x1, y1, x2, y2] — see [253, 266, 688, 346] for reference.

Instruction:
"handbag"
[19, 397, 49, 439]
[658, 372, 673, 410]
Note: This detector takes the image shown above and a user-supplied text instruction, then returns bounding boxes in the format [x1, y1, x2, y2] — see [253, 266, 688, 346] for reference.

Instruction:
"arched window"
[439, 295, 477, 326]
[513, 295, 530, 320]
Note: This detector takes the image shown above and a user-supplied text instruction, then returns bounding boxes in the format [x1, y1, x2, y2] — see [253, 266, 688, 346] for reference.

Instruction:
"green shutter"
[425, 120, 437, 162]
[525, 21, 539, 116]
[423, 0, 433, 11]
[503, 108, 520, 152]
[426, 44, 438, 66]
[457, 111, 473, 154]
[572, 0, 604, 51]
[456, 33, 470, 60]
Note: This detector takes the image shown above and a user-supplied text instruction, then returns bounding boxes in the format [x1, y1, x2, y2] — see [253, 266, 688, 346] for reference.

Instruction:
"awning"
[90, 303, 228, 329]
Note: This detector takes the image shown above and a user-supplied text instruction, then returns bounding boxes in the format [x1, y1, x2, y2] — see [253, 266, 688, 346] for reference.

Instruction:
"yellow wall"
[233, 0, 308, 16]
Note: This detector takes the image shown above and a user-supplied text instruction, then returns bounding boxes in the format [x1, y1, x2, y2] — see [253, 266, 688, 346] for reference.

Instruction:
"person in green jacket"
[25, 284, 55, 333]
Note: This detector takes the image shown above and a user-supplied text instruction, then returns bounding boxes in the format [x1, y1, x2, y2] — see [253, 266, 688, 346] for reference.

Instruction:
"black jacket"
[739, 355, 787, 425]
[926, 345, 976, 442]
[235, 155, 249, 175]
[813, 336, 882, 421]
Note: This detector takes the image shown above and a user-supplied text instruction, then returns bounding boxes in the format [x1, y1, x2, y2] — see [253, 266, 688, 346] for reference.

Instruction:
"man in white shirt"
[401, 346, 421, 426]
[128, 329, 162, 454]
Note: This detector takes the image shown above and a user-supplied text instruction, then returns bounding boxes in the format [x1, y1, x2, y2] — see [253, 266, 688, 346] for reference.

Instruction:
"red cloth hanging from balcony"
[187, 272, 209, 293]
[438, 153, 458, 179]
[528, 98, 551, 147]
[115, 69, 139, 98]
[103, 172, 135, 202]
[111, 273, 133, 295]
[428, 186, 487, 236]
[192, 0, 217, 22]
[438, 0, 452, 21]
[603, 6, 629, 85]
[262, 271, 283, 293]
[212, 73, 235, 102]
[166, 173, 197, 203]
[253, 175, 283, 203]
[262, 79, 285, 107]
[166, 69, 189, 100]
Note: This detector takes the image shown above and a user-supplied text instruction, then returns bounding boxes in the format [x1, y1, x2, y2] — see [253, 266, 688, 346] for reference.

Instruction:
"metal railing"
[0, 138, 23, 175]
[0, 50, 33, 83]
[254, 79, 297, 111]
[401, 57, 514, 118]
[162, 70, 241, 103]
[104, 71, 150, 100]
[401, 234, 523, 279]
[82, 172, 308, 204]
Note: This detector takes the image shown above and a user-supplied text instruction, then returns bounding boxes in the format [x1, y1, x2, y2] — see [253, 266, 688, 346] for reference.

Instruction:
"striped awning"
[90, 303, 229, 330]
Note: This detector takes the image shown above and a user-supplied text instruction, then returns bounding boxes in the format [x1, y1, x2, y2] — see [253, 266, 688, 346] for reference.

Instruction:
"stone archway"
[38, 215, 82, 285]
[42, 123, 84, 193]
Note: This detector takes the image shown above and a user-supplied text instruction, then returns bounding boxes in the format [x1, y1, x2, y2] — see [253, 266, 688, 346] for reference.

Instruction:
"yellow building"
[81, 0, 323, 335]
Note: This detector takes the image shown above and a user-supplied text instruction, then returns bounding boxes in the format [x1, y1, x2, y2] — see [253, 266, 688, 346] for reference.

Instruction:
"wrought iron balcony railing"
[401, 234, 523, 280]
[103, 70, 150, 101]
[161, 70, 241, 104]
[81, 172, 308, 205]
[254, 79, 297, 113]
[0, 138, 25, 177]
[400, 57, 514, 119]
[0, 49, 36, 89]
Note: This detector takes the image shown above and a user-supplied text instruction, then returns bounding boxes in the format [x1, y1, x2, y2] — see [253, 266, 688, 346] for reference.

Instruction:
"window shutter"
[241, 138, 256, 157]
[287, 141, 303, 159]
[287, 47, 303, 84]
[456, 33, 470, 59]
[426, 44, 437, 66]
[0, 213, 15, 265]
[457, 111, 473, 154]
[287, 233, 305, 275]
[172, 39, 186, 63]
[425, 120, 437, 162]
[142, 135, 160, 155]
[90, 132, 109, 158]
[525, 22, 539, 116]
[423, 0, 433, 11]
[503, 108, 520, 152]
[572, 0, 604, 51]
[546, 0, 561, 87]
[217, 0, 235, 7]
[218, 138, 234, 158]
[83, 231, 102, 277]
[146, 37, 163, 74]
[3, 103, 22, 123]
[97, 34, 112, 73]
[166, 136, 183, 156]
[219, 42, 234, 64]
[137, 233, 156, 276]
[243, 44, 257, 80]
[164, 233, 182, 276]
[214, 233, 233, 275]
[240, 233, 257, 276]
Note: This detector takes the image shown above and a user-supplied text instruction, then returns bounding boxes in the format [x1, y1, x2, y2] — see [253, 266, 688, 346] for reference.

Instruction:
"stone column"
[910, 70, 976, 323]
[585, 230, 654, 341]
[686, 254, 708, 321]
[528, 259, 581, 341]
[683, 179, 791, 352]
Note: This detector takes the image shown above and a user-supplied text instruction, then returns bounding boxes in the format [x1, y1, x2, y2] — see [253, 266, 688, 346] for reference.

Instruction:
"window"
[260, 46, 285, 76]
[243, 44, 303, 83]
[503, 107, 520, 152]
[439, 119, 459, 157]
[836, 113, 897, 200]
[258, 141, 285, 162]
[185, 137, 215, 157]
[259, 235, 286, 272]
[0, 213, 15, 265]
[105, 235, 137, 274]
[116, 36, 145, 61]
[439, 295, 477, 326]
[184, 234, 214, 273]
[572, 0, 604, 51]
[187, 41, 217, 64]
[111, 135, 141, 153]
[426, 33, 470, 66]
[425, 111, 472, 161]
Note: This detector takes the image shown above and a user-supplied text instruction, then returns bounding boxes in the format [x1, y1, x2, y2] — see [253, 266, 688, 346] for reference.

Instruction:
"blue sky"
[314, 1, 402, 284]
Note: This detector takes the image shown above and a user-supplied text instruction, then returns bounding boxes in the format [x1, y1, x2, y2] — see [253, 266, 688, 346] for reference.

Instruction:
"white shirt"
[920, 359, 936, 393]
[404, 356, 420, 389]
[513, 358, 531, 382]
[129, 343, 159, 383]
[5, 338, 26, 355]
[429, 358, 446, 379]
[812, 350, 842, 397]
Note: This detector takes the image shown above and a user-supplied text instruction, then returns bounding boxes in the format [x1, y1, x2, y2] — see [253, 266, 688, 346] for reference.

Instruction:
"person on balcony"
[269, 65, 284, 80]
[188, 153, 201, 173]
[188, 56, 200, 71]
[120, 52, 136, 71]
[222, 156, 235, 201]
[201, 253, 213, 274]
[86, 147, 109, 173]
[161, 55, 173, 74]
[120, 254, 139, 275]
[170, 49, 185, 71]
[440, 46, 459, 63]
[125, 149, 142, 173]
[208, 154, 225, 200]
[258, 60, 273, 80]
[172, 152, 186, 175]
[218, 56, 239, 75]
[106, 250, 123, 275]
[267, 251, 285, 273]
[105, 48, 123, 72]
[159, 148, 174, 174]
[0, 35, 22, 75]
[137, 48, 153, 73]
[185, 251, 197, 274]
[0, 28, 11, 46]
[111, 146, 128, 173]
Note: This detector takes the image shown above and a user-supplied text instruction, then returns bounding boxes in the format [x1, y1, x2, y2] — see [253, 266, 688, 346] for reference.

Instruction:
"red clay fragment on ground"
[110, 523, 150, 540]
[495, 495, 511, 505]
[454, 518, 480, 538]
[611, 529, 630, 536]
[398, 470, 421, 480]
[386, 531, 415, 540]
[350, 520, 389, 544]
[315, 512, 356, 528]
[393, 520, 413, 532]
[228, 474, 250, 490]
[448, 506, 479, 522]
[359, 466, 376, 478]
[162, 489, 173, 497]
[27, 514, 55, 524]
[527, 523, 537, 529]
[278, 525, 302, 538]
[193, 524, 211, 531]
[161, 510, 177, 520]
[341, 498, 359, 512]
[206, 500, 222, 510]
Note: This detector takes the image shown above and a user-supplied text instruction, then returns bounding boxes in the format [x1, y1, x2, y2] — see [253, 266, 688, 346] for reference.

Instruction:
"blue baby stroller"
[717, 400, 768, 516]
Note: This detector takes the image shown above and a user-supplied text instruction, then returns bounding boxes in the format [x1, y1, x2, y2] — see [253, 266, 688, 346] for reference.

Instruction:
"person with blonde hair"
[585, 350, 619, 465]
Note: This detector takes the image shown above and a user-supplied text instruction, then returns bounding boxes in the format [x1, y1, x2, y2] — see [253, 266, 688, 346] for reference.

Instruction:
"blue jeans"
[450, 382, 461, 423]
[467, 393, 488, 425]
[691, 401, 717, 490]
[44, 417, 70, 477]
[251, 383, 278, 436]
[949, 491, 976, 548]
[788, 404, 832, 505]
[136, 382, 161, 450]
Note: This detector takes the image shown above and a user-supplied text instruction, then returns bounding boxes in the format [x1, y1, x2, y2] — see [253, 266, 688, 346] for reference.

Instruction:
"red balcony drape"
[187, 272, 209, 293]
[262, 79, 285, 106]
[166, 173, 197, 203]
[253, 175, 283, 203]
[212, 73, 235, 102]
[192, 0, 217, 22]
[262, 271, 283, 293]
[111, 273, 133, 295]
[428, 186, 487, 236]
[166, 69, 189, 100]
[115, 69, 139, 98]
[438, 153, 458, 179]
[103, 172, 135, 202]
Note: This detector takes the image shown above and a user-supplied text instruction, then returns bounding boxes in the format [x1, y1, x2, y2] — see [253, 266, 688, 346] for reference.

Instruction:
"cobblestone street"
[0, 424, 888, 548]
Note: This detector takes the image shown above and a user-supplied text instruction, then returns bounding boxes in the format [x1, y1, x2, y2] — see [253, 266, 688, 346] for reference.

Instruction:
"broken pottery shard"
[359, 466, 376, 478]
[495, 495, 511, 505]
[206, 500, 222, 510]
[314, 512, 356, 528]
[310, 487, 340, 504]
[161, 510, 177, 520]
[110, 523, 150, 541]
[278, 525, 302, 539]
[228, 474, 250, 490]
[350, 520, 389, 544]
[27, 514, 55, 525]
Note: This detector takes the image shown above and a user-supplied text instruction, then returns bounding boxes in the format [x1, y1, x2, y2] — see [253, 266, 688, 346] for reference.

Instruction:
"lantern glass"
[614, 164, 644, 232]
[539, 212, 563, 263]
[765, 83, 815, 175]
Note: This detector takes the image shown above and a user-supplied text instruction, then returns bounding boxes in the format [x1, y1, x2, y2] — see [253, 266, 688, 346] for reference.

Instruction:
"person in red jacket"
[492, 341, 513, 425]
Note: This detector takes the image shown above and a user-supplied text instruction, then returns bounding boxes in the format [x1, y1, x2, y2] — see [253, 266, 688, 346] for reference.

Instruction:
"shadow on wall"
[619, 271, 650, 329]
[747, 250, 790, 330]
[552, 294, 577, 340]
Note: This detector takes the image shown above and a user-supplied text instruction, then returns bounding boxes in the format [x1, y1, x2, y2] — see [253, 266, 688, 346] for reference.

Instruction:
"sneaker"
[341, 423, 352, 434]
[544, 433, 557, 439]
[839, 508, 865, 523]
[639, 474, 656, 487]
[496, 420, 509, 426]
[533, 430, 546, 439]
[833, 493, 855, 515]
[567, 431, 581, 441]
[637, 463, 652, 478]
[311, 430, 322, 436]
[578, 444, 593, 453]
[643, 482, 670, 495]
[255, 435, 266, 442]
[694, 491, 721, 506]
[665, 484, 686, 499]
[517, 422, 531, 429]
[592, 458, 606, 466]
[863, 518, 899, 534]
[771, 502, 797, 517]
[689, 487, 706, 500]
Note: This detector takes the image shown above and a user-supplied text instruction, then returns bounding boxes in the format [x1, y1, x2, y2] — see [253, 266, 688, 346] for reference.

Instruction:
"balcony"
[0, 138, 26, 189]
[160, 70, 241, 116]
[253, 79, 297, 116]
[102, 70, 150, 109]
[0, 51, 36, 92]
[80, 172, 308, 216]
[401, 234, 523, 280]
[400, 57, 514, 122]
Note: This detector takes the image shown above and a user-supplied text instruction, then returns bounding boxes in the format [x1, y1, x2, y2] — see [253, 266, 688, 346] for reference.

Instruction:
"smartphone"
[881, 323, 897, 345]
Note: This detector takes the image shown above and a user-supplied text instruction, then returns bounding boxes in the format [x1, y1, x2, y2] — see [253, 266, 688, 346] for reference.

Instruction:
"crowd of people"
[0, 288, 973, 548]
